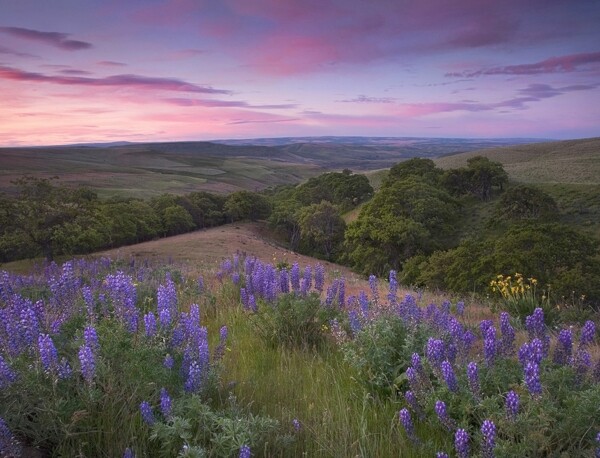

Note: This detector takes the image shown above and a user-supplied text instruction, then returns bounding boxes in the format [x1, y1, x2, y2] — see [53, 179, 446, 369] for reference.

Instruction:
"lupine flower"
[290, 263, 300, 292]
[197, 276, 204, 293]
[160, 388, 172, 418]
[368, 274, 378, 304]
[426, 338, 445, 369]
[303, 266, 312, 292]
[524, 361, 542, 396]
[358, 291, 369, 317]
[325, 280, 339, 307]
[348, 310, 361, 335]
[314, 264, 325, 294]
[279, 268, 289, 294]
[580, 320, 596, 348]
[455, 428, 469, 458]
[571, 348, 592, 383]
[505, 390, 519, 419]
[404, 390, 424, 419]
[78, 344, 95, 383]
[292, 418, 302, 432]
[480, 319, 494, 336]
[467, 362, 480, 398]
[499, 312, 515, 355]
[398, 408, 418, 443]
[388, 270, 398, 305]
[484, 326, 497, 366]
[436, 453, 449, 458]
[185, 360, 202, 393]
[239, 445, 251, 458]
[456, 301, 465, 316]
[481, 419, 496, 458]
[84, 326, 99, 351]
[240, 288, 248, 308]
[57, 358, 72, 379]
[441, 361, 459, 393]
[144, 312, 157, 338]
[248, 294, 257, 313]
[595, 432, 599, 458]
[164, 354, 174, 370]
[38, 333, 59, 372]
[338, 277, 345, 308]
[0, 355, 17, 389]
[124, 447, 135, 458]
[525, 308, 549, 356]
[0, 417, 21, 458]
[140, 401, 155, 425]
[553, 328, 573, 365]
[435, 400, 455, 431]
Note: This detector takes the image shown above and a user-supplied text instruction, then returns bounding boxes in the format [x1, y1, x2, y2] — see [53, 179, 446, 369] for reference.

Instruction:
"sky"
[1, 0, 599, 146]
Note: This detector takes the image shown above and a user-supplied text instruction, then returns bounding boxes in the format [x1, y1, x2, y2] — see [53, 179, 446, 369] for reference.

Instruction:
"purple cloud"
[0, 26, 92, 50]
[0, 64, 230, 94]
[97, 60, 127, 67]
[0, 45, 38, 58]
[339, 95, 396, 103]
[447, 51, 600, 77]
[165, 97, 296, 109]
[227, 118, 300, 125]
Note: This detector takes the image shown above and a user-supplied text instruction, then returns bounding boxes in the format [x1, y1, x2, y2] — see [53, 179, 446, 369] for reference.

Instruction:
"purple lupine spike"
[398, 408, 419, 443]
[0, 417, 22, 458]
[524, 361, 542, 397]
[467, 362, 480, 398]
[455, 428, 469, 458]
[358, 291, 369, 317]
[435, 400, 455, 431]
[553, 329, 573, 365]
[163, 354, 174, 370]
[499, 312, 515, 356]
[160, 387, 172, 418]
[57, 358, 72, 379]
[84, 326, 99, 351]
[441, 300, 451, 314]
[78, 344, 95, 383]
[144, 312, 157, 338]
[279, 268, 289, 294]
[505, 390, 519, 419]
[406, 367, 420, 394]
[292, 418, 302, 432]
[479, 319, 494, 336]
[404, 390, 424, 419]
[348, 310, 361, 335]
[232, 272, 240, 285]
[530, 338, 544, 364]
[140, 401, 155, 425]
[436, 453, 449, 458]
[368, 274, 379, 304]
[240, 287, 248, 308]
[123, 447, 134, 458]
[38, 333, 59, 372]
[484, 326, 497, 366]
[455, 301, 465, 317]
[248, 294, 257, 313]
[426, 338, 445, 369]
[580, 320, 596, 348]
[82, 286, 95, 318]
[20, 304, 40, 346]
[441, 361, 459, 393]
[314, 264, 325, 294]
[239, 445, 251, 458]
[571, 348, 592, 383]
[214, 325, 228, 361]
[185, 360, 202, 393]
[481, 419, 496, 458]
[157, 276, 177, 328]
[325, 279, 339, 307]
[388, 270, 398, 305]
[303, 266, 312, 292]
[338, 278, 345, 308]
[0, 355, 17, 389]
[290, 263, 300, 292]
[595, 432, 599, 458]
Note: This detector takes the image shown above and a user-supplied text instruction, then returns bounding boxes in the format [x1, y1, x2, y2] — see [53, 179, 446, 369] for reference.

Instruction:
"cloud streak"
[446, 51, 600, 77]
[0, 65, 230, 94]
[0, 26, 92, 50]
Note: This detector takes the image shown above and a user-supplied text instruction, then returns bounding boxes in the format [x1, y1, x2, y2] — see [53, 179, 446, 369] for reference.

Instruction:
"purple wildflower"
[163, 354, 174, 370]
[0, 356, 17, 388]
[435, 400, 455, 431]
[197, 275, 204, 293]
[499, 312, 515, 355]
[481, 419, 496, 458]
[505, 390, 519, 419]
[426, 338, 445, 369]
[290, 263, 300, 292]
[38, 333, 59, 372]
[84, 326, 99, 351]
[484, 326, 497, 366]
[325, 279, 339, 307]
[595, 432, 600, 458]
[314, 264, 325, 294]
[248, 294, 257, 313]
[239, 445, 251, 458]
[0, 417, 21, 458]
[185, 360, 202, 393]
[303, 266, 312, 292]
[144, 312, 157, 338]
[524, 361, 542, 397]
[456, 301, 465, 316]
[436, 453, 449, 458]
[140, 401, 155, 426]
[79, 344, 95, 383]
[455, 428, 469, 458]
[479, 319, 494, 336]
[123, 447, 134, 458]
[240, 287, 248, 308]
[338, 277, 345, 308]
[279, 268, 289, 294]
[160, 387, 172, 418]
[467, 362, 480, 398]
[571, 348, 592, 383]
[292, 418, 302, 432]
[441, 361, 458, 393]
[553, 328, 573, 365]
[398, 408, 418, 443]
[368, 274, 379, 304]
[404, 390, 424, 419]
[580, 320, 596, 348]
[388, 270, 398, 305]
[348, 310, 361, 335]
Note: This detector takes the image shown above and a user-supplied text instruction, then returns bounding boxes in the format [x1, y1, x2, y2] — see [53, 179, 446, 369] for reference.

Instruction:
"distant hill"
[0, 137, 545, 197]
[434, 137, 600, 184]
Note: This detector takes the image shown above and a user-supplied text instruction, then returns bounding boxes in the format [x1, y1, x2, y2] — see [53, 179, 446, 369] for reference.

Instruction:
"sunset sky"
[1, 0, 599, 146]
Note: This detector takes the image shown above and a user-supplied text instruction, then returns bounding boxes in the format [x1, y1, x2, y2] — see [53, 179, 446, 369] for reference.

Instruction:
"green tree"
[163, 205, 195, 235]
[492, 185, 559, 223]
[384, 158, 442, 187]
[298, 201, 346, 260]
[224, 191, 271, 222]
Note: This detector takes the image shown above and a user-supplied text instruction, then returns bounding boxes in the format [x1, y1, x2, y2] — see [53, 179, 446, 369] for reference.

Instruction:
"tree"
[384, 158, 442, 187]
[298, 201, 346, 260]
[492, 185, 559, 223]
[465, 156, 508, 200]
[1, 176, 97, 260]
[224, 191, 271, 222]
[163, 206, 195, 235]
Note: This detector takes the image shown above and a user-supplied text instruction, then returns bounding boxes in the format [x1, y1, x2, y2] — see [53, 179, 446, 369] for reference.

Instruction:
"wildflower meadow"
[0, 254, 599, 457]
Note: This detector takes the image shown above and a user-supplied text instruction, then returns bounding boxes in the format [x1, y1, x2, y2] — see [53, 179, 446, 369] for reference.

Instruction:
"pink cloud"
[0, 26, 92, 50]
[0, 65, 230, 94]
[97, 60, 126, 67]
[164, 97, 296, 109]
[447, 51, 600, 77]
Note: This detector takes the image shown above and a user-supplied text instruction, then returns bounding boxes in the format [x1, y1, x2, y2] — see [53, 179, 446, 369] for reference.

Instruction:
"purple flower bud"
[505, 390, 519, 419]
[455, 301, 465, 316]
[427, 338, 445, 368]
[524, 361, 542, 396]
[404, 390, 424, 419]
[455, 428, 469, 458]
[481, 419, 496, 458]
[140, 401, 155, 426]
[435, 400, 455, 431]
[484, 326, 497, 366]
[144, 312, 157, 338]
[291, 263, 300, 292]
[303, 266, 312, 292]
[160, 387, 172, 418]
[398, 408, 418, 443]
[38, 334, 59, 372]
[499, 312, 515, 356]
[580, 320, 596, 348]
[239, 445, 251, 458]
[553, 328, 573, 365]
[467, 362, 480, 398]
[441, 361, 458, 393]
[78, 344, 95, 383]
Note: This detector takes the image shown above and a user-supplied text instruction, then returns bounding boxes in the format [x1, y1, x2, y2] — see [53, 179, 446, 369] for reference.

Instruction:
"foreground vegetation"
[0, 254, 598, 457]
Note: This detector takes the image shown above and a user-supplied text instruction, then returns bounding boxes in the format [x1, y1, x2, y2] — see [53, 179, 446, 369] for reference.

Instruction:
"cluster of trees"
[269, 170, 373, 260]
[0, 177, 269, 262]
